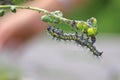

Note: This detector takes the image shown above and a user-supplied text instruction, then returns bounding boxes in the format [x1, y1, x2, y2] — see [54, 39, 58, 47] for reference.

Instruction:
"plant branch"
[0, 5, 103, 56]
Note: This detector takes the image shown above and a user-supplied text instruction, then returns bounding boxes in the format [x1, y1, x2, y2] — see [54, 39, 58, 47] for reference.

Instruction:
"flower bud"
[87, 27, 97, 36]
[76, 22, 88, 32]
[87, 17, 97, 27]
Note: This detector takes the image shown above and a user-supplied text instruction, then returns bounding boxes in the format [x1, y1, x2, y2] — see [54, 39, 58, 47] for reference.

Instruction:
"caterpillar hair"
[47, 26, 103, 56]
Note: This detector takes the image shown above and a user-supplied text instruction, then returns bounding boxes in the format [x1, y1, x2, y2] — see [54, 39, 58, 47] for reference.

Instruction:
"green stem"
[0, 5, 48, 13]
[0, 5, 75, 24]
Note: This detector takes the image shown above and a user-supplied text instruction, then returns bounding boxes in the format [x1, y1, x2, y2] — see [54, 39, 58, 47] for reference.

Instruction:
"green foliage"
[66, 0, 120, 34]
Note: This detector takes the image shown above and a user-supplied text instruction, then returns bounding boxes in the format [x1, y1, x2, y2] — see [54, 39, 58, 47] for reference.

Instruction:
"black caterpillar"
[47, 26, 103, 56]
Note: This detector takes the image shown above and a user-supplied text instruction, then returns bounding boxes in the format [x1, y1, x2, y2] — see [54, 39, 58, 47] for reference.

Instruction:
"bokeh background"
[71, 0, 120, 34]
[63, 0, 120, 34]
[0, 0, 120, 80]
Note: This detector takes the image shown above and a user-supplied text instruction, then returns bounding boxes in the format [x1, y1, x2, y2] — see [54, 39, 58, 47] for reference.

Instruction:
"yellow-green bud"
[92, 17, 97, 27]
[87, 27, 97, 36]
[82, 24, 88, 32]
[77, 22, 88, 32]
[87, 17, 97, 27]
[76, 22, 82, 30]
[93, 18, 97, 25]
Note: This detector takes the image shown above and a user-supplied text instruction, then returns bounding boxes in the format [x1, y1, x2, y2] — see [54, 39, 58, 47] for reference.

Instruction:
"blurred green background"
[62, 0, 120, 34]
[67, 0, 120, 34]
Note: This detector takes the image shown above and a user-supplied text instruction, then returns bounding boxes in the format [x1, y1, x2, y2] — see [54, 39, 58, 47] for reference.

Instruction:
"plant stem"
[0, 5, 75, 24]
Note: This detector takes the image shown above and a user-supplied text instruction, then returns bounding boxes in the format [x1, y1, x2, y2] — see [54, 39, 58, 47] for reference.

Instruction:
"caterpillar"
[47, 26, 103, 56]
